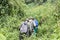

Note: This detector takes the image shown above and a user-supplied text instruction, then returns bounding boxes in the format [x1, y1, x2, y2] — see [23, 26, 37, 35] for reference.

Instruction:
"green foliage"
[0, 0, 11, 16]
[0, 0, 25, 18]
[0, 34, 6, 40]
[0, 0, 60, 40]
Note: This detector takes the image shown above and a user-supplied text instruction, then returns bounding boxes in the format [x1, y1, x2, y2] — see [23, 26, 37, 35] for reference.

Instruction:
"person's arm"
[33, 21, 36, 26]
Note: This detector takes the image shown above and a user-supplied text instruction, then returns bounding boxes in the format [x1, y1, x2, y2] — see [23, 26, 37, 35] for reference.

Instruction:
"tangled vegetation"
[0, 0, 60, 40]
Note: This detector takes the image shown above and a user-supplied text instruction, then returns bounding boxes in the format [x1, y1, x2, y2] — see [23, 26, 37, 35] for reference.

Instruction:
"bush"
[0, 34, 6, 40]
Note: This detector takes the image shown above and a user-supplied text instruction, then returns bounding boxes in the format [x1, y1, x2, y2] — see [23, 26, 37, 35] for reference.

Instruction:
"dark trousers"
[19, 32, 30, 40]
[19, 32, 27, 40]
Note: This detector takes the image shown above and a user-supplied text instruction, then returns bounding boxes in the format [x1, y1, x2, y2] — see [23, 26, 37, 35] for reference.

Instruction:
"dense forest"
[0, 0, 60, 40]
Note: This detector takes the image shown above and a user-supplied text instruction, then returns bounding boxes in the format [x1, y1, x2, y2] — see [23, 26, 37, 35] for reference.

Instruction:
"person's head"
[30, 17, 34, 20]
[31, 18, 34, 20]
[26, 18, 29, 22]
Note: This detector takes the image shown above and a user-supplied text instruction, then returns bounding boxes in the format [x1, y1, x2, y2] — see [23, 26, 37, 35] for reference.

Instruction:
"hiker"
[34, 19, 38, 34]
[27, 19, 34, 36]
[26, 18, 37, 36]
[30, 17, 38, 36]
[19, 20, 29, 40]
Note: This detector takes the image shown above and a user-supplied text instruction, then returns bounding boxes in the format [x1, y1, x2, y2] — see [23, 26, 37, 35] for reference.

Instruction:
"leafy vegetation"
[0, 0, 60, 40]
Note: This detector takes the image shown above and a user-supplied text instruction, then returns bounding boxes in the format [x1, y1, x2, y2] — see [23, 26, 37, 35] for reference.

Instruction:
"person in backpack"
[30, 17, 38, 36]
[27, 19, 34, 36]
[19, 20, 29, 40]
[34, 19, 38, 33]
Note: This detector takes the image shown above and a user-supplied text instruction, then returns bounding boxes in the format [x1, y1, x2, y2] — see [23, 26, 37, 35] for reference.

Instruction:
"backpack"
[20, 22, 28, 33]
[34, 19, 38, 27]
